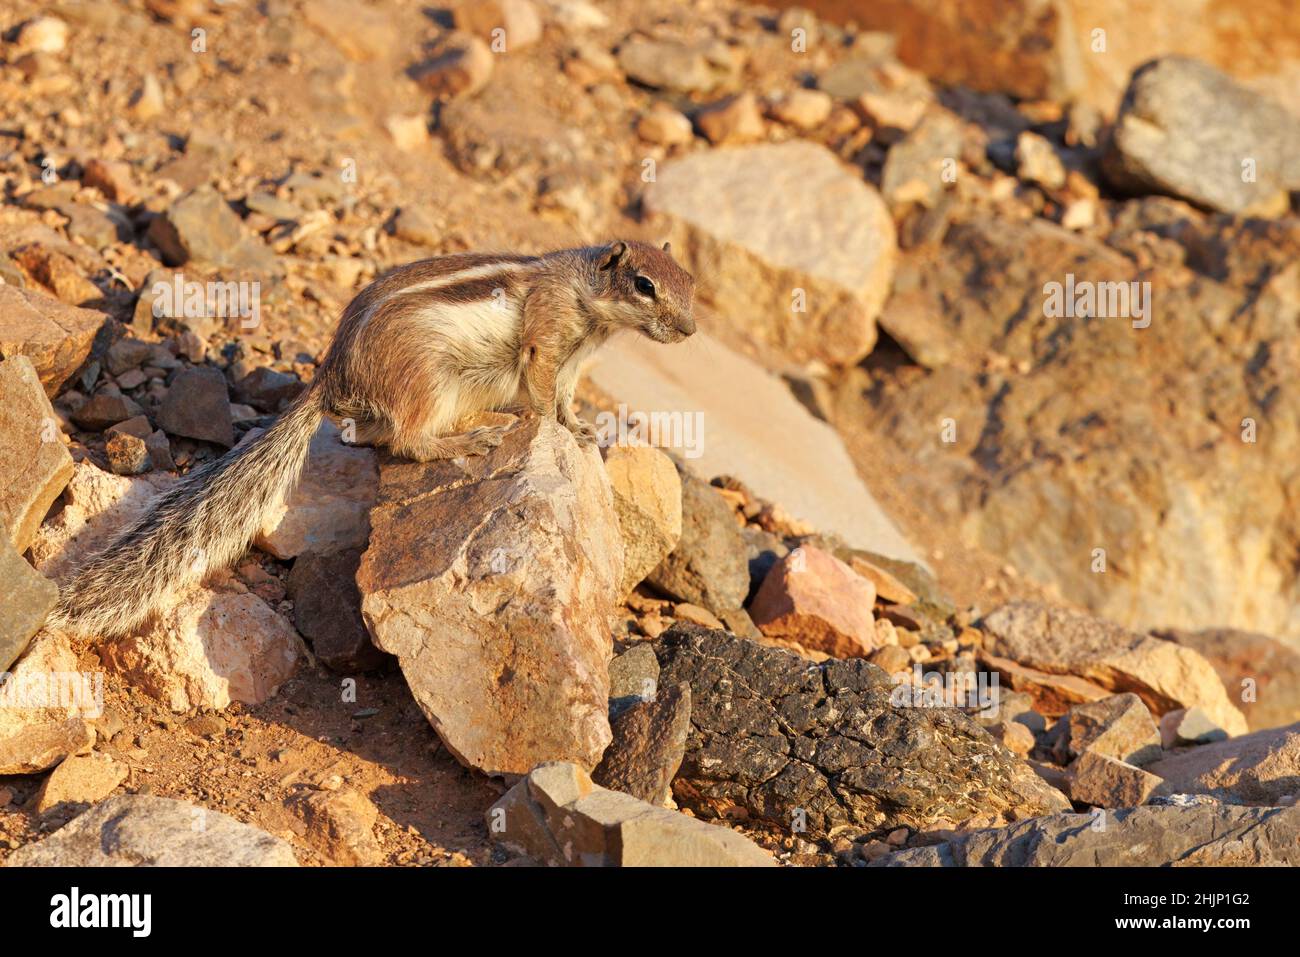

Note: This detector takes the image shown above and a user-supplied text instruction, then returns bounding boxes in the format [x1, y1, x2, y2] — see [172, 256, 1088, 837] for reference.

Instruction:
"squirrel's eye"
[634, 276, 656, 298]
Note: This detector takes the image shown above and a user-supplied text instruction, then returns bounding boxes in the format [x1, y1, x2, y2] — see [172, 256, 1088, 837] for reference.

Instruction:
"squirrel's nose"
[677, 312, 696, 337]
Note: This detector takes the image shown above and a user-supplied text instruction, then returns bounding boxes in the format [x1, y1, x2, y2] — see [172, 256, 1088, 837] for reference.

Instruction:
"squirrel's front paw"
[566, 418, 598, 445]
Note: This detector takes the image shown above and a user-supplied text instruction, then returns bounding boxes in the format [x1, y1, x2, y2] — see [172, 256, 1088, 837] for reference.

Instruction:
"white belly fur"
[410, 297, 526, 425]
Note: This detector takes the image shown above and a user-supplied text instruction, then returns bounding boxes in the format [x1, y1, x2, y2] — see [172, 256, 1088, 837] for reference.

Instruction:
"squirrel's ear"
[662, 241, 672, 254]
[598, 241, 627, 270]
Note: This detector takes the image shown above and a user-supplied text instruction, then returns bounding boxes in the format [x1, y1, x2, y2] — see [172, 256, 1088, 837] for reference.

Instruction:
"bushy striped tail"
[48, 390, 324, 638]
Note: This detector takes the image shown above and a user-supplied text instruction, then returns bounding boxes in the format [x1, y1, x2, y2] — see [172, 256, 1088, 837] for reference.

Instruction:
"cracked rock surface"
[654, 625, 1070, 841]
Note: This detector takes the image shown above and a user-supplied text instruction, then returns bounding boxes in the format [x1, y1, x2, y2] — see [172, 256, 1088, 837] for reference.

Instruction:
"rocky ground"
[1, 0, 1299, 867]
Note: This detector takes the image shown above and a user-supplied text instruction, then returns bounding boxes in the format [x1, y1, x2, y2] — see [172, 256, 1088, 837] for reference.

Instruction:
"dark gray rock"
[740, 525, 787, 602]
[234, 366, 303, 412]
[146, 185, 278, 273]
[874, 805, 1300, 866]
[593, 682, 691, 806]
[1104, 57, 1300, 215]
[1, 539, 57, 672]
[646, 475, 748, 616]
[655, 625, 1070, 842]
[286, 548, 387, 672]
[156, 366, 234, 446]
[608, 643, 659, 719]
[71, 393, 143, 431]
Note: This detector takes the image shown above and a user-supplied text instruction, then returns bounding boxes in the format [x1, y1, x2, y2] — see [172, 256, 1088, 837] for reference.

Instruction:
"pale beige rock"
[129, 74, 164, 120]
[15, 17, 68, 55]
[1063, 693, 1162, 766]
[454, 0, 543, 50]
[769, 89, 833, 129]
[359, 418, 622, 776]
[255, 421, 377, 559]
[29, 462, 171, 581]
[1148, 723, 1300, 805]
[101, 579, 301, 712]
[749, 545, 876, 658]
[857, 90, 928, 133]
[1015, 130, 1066, 189]
[603, 445, 682, 599]
[35, 751, 127, 814]
[488, 761, 776, 866]
[1158, 627, 1300, 733]
[385, 114, 430, 151]
[5, 795, 299, 866]
[643, 141, 897, 365]
[304, 0, 399, 61]
[696, 93, 766, 145]
[541, 0, 607, 31]
[0, 356, 72, 552]
[0, 630, 96, 775]
[636, 104, 694, 145]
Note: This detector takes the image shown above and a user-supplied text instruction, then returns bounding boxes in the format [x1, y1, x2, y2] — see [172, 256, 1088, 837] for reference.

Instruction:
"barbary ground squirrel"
[50, 240, 696, 637]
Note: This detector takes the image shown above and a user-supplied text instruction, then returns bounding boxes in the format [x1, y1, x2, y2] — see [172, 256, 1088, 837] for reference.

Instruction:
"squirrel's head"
[587, 240, 696, 343]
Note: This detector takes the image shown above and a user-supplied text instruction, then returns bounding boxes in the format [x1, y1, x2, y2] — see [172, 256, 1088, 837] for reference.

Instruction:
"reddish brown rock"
[749, 545, 877, 658]
[156, 366, 234, 446]
[1069, 750, 1162, 808]
[10, 245, 101, 305]
[1061, 693, 1162, 766]
[0, 284, 104, 396]
[286, 548, 387, 672]
[0, 356, 73, 551]
[288, 787, 383, 866]
[35, 751, 128, 815]
[981, 603, 1248, 736]
[411, 34, 494, 100]
[793, 0, 1300, 119]
[979, 652, 1113, 717]
[593, 682, 691, 807]
[696, 93, 766, 145]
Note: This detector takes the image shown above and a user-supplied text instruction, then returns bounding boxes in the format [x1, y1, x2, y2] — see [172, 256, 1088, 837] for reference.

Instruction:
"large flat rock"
[874, 804, 1300, 866]
[588, 332, 922, 566]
